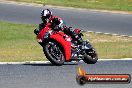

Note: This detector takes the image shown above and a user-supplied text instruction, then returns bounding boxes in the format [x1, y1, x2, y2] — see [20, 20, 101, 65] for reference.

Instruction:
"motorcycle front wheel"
[83, 48, 98, 64]
[43, 41, 65, 66]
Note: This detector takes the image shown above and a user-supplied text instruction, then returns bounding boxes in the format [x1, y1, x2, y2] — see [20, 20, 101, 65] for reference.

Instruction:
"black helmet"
[41, 9, 52, 19]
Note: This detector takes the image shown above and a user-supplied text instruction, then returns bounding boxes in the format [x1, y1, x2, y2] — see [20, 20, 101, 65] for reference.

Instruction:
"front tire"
[83, 48, 98, 64]
[43, 41, 65, 66]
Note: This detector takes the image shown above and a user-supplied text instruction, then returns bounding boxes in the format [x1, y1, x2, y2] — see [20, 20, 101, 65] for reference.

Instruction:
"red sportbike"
[34, 23, 98, 66]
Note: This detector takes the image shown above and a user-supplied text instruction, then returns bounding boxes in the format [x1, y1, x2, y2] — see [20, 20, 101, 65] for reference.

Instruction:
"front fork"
[70, 41, 93, 61]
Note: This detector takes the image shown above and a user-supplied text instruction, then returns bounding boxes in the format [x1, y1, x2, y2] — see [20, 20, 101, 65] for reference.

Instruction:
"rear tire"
[43, 41, 65, 66]
[83, 48, 98, 64]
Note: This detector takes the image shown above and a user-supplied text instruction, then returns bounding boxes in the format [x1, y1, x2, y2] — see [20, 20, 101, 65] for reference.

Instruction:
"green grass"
[0, 21, 132, 62]
[83, 32, 132, 59]
[9, 0, 132, 11]
[0, 21, 46, 62]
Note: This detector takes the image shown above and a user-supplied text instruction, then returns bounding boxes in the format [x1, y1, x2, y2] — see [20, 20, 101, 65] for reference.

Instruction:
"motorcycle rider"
[38, 9, 83, 44]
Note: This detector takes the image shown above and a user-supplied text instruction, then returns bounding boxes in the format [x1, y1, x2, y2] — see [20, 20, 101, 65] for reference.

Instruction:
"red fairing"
[37, 23, 51, 41]
[50, 32, 72, 61]
[37, 23, 72, 61]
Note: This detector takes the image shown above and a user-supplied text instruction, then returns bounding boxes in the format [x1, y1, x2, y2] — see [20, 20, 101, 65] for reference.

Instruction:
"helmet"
[41, 9, 52, 19]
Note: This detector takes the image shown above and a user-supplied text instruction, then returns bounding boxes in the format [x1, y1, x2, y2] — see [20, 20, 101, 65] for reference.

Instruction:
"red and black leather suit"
[40, 12, 83, 44]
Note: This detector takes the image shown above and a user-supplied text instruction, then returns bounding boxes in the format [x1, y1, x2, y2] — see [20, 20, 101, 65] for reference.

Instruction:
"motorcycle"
[34, 23, 98, 66]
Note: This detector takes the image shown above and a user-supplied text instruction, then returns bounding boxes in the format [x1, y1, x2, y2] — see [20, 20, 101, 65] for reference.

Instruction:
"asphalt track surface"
[0, 60, 132, 88]
[0, 2, 132, 36]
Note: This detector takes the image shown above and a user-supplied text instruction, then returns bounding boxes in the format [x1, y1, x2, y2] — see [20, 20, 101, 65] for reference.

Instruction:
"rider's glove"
[34, 29, 39, 35]
[53, 25, 60, 31]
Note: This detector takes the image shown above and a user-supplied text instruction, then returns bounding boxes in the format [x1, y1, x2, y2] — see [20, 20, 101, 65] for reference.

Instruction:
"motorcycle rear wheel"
[43, 41, 65, 66]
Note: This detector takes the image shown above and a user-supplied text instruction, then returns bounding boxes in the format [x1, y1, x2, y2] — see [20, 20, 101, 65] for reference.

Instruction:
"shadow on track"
[23, 62, 79, 66]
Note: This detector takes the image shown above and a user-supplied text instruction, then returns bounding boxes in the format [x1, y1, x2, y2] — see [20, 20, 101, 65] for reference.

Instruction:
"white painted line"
[104, 33, 111, 35]
[0, 58, 131, 64]
[98, 58, 132, 61]
[112, 34, 119, 36]
[0, 0, 43, 7]
[0, 62, 25, 65]
[87, 31, 94, 33]
[84, 31, 132, 38]
[0, 61, 50, 65]
[95, 32, 103, 34]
